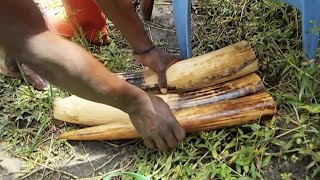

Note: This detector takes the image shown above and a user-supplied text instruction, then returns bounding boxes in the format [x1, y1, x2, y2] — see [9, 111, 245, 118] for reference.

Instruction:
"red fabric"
[46, 0, 109, 45]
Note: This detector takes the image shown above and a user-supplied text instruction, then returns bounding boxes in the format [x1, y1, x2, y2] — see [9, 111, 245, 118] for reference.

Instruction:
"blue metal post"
[172, 0, 192, 59]
[280, 0, 320, 60]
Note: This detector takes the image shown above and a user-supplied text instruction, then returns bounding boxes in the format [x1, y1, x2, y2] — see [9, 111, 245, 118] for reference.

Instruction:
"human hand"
[128, 93, 185, 150]
[135, 47, 181, 94]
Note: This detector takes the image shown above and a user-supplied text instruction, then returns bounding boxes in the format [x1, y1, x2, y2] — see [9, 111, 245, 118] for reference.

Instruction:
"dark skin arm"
[95, 0, 181, 94]
[0, 0, 185, 150]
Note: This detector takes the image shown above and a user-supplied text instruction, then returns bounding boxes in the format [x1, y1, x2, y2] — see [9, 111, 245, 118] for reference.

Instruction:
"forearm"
[95, 0, 153, 52]
[0, 1, 148, 113]
[20, 31, 146, 113]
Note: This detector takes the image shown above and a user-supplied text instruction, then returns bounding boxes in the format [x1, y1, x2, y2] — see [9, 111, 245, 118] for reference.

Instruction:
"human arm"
[95, 0, 181, 94]
[0, 0, 185, 150]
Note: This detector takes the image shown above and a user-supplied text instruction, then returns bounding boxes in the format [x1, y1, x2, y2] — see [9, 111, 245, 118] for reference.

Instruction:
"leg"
[172, 0, 192, 59]
[140, 0, 154, 21]
[95, 0, 153, 52]
[0, 47, 20, 78]
[94, 0, 181, 92]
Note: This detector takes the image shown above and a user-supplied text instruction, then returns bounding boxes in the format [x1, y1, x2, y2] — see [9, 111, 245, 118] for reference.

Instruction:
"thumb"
[158, 70, 168, 94]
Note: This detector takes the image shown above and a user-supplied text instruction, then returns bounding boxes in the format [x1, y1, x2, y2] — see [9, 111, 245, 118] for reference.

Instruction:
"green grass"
[1, 0, 320, 179]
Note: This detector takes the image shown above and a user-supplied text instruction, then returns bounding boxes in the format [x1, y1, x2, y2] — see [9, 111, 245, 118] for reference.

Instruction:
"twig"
[19, 157, 79, 180]
[95, 153, 120, 172]
[264, 149, 299, 156]
[0, 173, 13, 177]
[103, 141, 120, 147]
[155, 3, 172, 5]
[81, 144, 96, 173]
[216, 158, 243, 176]
[16, 61, 35, 98]
[270, 38, 285, 56]
[143, 21, 175, 32]
[63, 154, 76, 167]
[41, 133, 54, 179]
[275, 125, 306, 139]
[122, 157, 135, 170]
[292, 105, 300, 125]
[240, 0, 247, 20]
[117, 139, 140, 147]
[287, 59, 320, 84]
[306, 161, 316, 171]
[148, 26, 153, 42]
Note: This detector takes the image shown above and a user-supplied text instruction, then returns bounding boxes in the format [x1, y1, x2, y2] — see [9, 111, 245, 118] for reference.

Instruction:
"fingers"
[165, 118, 185, 148]
[151, 135, 167, 150]
[148, 124, 185, 150]
[163, 131, 178, 149]
[143, 138, 156, 149]
[137, 93, 186, 150]
[157, 54, 182, 94]
[145, 127, 180, 150]
[158, 70, 168, 94]
[173, 124, 186, 142]
[150, 129, 184, 150]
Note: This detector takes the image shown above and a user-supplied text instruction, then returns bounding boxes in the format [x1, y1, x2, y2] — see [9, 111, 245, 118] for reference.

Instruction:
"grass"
[1, 0, 320, 179]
